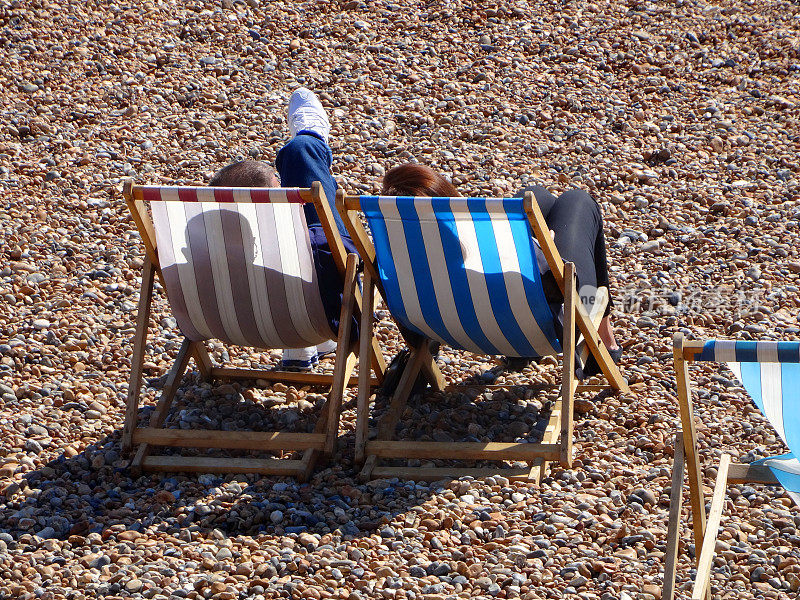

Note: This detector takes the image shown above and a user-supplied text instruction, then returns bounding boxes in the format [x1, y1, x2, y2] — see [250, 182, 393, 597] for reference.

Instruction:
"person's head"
[381, 163, 459, 197]
[209, 159, 279, 187]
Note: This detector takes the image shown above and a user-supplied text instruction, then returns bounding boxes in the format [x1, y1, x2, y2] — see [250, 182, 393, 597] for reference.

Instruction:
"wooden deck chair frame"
[663, 333, 791, 600]
[337, 189, 630, 482]
[121, 179, 386, 481]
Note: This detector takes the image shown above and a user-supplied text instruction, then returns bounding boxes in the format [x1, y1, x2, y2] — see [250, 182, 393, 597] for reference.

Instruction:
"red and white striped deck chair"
[122, 180, 385, 480]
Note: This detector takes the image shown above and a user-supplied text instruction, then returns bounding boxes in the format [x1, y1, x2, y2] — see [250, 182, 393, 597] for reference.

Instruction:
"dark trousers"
[516, 185, 613, 317]
[276, 133, 358, 337]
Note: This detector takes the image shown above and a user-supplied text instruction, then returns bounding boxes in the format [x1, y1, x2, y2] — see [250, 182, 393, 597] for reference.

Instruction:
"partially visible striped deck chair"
[663, 334, 800, 599]
[121, 180, 385, 480]
[337, 189, 630, 482]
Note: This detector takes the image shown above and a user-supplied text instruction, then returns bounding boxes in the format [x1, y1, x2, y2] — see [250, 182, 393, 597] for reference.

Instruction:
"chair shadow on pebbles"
[359, 353, 615, 476]
[0, 369, 450, 545]
[1, 357, 611, 552]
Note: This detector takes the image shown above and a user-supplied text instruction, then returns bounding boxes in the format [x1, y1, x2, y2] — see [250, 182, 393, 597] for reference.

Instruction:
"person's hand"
[550, 229, 555, 240]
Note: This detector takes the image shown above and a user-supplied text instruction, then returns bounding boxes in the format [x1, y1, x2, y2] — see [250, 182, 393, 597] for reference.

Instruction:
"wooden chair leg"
[298, 437, 324, 482]
[528, 400, 562, 483]
[192, 342, 214, 381]
[122, 257, 155, 452]
[359, 454, 379, 481]
[359, 340, 428, 481]
[663, 431, 686, 600]
[349, 271, 385, 384]
[130, 338, 194, 474]
[531, 271, 602, 481]
[674, 334, 708, 575]
[355, 270, 376, 465]
[692, 454, 731, 600]
[522, 190, 628, 394]
[560, 262, 577, 468]
[377, 342, 429, 438]
[323, 253, 358, 455]
[294, 351, 356, 481]
[420, 346, 445, 392]
[335, 190, 386, 384]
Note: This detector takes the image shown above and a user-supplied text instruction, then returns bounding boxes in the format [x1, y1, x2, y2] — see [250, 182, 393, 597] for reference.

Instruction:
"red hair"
[381, 163, 459, 197]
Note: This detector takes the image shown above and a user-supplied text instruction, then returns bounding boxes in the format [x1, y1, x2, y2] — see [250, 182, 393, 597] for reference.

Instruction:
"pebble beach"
[2, 1, 800, 599]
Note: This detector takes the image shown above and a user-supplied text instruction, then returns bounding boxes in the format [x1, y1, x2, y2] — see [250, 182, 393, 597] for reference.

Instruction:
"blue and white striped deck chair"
[663, 334, 800, 600]
[337, 189, 629, 482]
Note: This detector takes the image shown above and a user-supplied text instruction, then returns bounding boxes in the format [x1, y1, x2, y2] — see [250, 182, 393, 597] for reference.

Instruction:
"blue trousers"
[276, 133, 358, 338]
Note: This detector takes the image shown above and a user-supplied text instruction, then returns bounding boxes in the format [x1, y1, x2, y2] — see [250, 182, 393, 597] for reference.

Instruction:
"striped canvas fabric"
[360, 195, 561, 358]
[139, 186, 306, 205]
[697, 339, 800, 503]
[695, 339, 800, 363]
[146, 186, 335, 349]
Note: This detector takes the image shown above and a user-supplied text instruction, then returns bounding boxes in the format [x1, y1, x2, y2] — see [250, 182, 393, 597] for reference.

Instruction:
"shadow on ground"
[0, 362, 602, 544]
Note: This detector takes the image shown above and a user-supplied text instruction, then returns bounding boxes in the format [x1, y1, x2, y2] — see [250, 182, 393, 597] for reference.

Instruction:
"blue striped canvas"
[696, 340, 800, 363]
[696, 339, 800, 503]
[360, 195, 561, 358]
[755, 453, 800, 505]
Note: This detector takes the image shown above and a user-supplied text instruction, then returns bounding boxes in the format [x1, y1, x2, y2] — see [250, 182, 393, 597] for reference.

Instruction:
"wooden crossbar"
[209, 367, 369, 387]
[371, 466, 533, 482]
[132, 428, 327, 451]
[366, 441, 562, 462]
[727, 462, 779, 485]
[131, 186, 315, 203]
[681, 340, 711, 361]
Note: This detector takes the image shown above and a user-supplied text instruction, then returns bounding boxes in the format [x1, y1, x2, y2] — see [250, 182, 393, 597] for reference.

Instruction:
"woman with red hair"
[380, 163, 622, 376]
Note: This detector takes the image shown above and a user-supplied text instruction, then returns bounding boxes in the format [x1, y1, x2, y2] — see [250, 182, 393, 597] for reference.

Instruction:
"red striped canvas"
[148, 187, 334, 349]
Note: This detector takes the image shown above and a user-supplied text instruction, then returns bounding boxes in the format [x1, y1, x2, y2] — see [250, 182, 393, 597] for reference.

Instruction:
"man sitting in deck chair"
[121, 87, 384, 478]
[210, 88, 358, 371]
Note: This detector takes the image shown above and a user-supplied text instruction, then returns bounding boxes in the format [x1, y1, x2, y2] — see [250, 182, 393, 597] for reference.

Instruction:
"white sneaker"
[316, 339, 338, 359]
[288, 87, 330, 142]
[279, 346, 318, 371]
